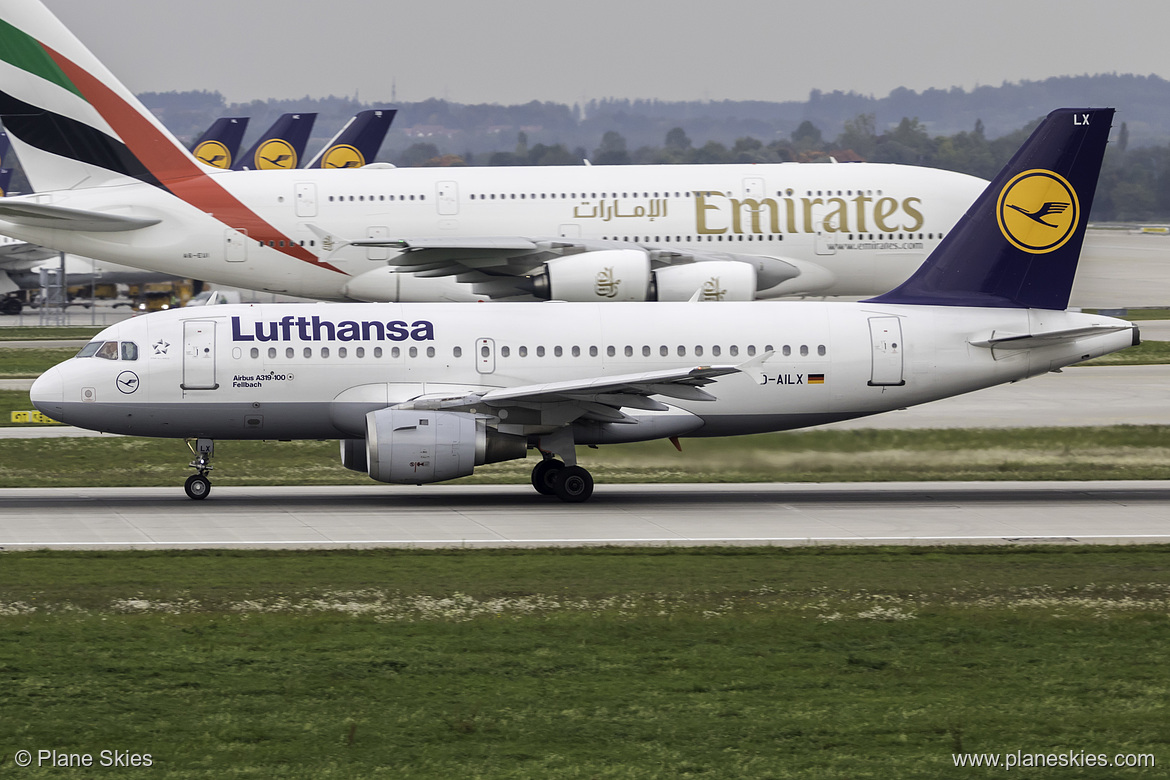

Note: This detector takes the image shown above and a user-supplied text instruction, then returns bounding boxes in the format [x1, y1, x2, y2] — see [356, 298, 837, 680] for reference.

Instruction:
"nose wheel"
[184, 474, 211, 500]
[184, 438, 215, 500]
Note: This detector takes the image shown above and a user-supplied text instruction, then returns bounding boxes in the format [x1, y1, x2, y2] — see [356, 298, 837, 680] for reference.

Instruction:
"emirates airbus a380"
[0, 0, 985, 304]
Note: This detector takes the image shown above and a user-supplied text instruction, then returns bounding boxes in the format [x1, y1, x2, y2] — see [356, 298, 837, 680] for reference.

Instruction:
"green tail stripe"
[0, 18, 83, 100]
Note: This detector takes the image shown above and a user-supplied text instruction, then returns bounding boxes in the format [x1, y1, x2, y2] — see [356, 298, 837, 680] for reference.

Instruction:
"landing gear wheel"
[531, 459, 564, 496]
[553, 465, 594, 503]
[0, 297, 21, 316]
[184, 474, 211, 500]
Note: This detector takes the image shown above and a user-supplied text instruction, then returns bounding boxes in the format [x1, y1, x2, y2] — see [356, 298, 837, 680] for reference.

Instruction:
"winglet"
[867, 108, 1114, 310]
[734, 350, 774, 384]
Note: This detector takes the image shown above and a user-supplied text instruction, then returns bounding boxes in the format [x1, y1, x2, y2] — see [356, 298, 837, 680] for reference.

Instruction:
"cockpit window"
[95, 341, 119, 360]
[76, 341, 102, 358]
[120, 342, 139, 361]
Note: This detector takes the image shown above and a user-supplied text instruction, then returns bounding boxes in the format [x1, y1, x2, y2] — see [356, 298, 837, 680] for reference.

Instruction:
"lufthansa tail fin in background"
[233, 113, 317, 171]
[305, 109, 395, 169]
[867, 108, 1113, 310]
[190, 117, 248, 169]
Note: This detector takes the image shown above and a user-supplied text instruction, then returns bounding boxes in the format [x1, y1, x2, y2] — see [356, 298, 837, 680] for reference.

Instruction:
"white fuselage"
[31, 301, 1135, 443]
[0, 163, 986, 301]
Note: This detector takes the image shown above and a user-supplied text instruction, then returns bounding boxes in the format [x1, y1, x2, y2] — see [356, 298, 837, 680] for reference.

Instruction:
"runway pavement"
[1, 482, 1168, 550]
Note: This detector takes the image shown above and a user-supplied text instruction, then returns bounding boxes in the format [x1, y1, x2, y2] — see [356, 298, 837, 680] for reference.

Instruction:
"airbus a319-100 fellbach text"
[31, 108, 1137, 502]
[0, 0, 986, 304]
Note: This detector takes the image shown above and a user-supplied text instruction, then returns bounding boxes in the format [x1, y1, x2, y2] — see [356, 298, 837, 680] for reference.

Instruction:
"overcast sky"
[44, 0, 1170, 107]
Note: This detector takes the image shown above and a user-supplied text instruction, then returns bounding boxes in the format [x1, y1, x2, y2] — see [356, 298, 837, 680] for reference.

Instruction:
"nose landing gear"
[184, 438, 214, 500]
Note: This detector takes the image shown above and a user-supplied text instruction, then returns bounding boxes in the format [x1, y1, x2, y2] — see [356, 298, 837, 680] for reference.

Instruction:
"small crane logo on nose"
[116, 371, 140, 394]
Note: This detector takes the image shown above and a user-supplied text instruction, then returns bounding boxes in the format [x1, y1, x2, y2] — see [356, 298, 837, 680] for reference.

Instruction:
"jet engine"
[651, 261, 757, 301]
[529, 252, 788, 302]
[364, 409, 526, 484]
[531, 250, 651, 301]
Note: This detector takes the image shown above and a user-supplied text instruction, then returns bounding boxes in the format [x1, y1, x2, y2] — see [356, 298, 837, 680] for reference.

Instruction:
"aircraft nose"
[30, 366, 63, 409]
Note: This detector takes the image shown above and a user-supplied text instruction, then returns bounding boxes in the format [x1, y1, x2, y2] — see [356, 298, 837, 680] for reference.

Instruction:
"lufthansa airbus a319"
[31, 108, 1137, 502]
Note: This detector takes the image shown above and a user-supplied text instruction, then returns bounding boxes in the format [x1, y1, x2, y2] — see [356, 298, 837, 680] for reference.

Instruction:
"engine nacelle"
[532, 250, 651, 301]
[652, 261, 757, 301]
[365, 409, 527, 484]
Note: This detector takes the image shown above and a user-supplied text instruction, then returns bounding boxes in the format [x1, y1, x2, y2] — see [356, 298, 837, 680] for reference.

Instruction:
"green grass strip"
[3, 425, 1170, 487]
[1, 546, 1168, 777]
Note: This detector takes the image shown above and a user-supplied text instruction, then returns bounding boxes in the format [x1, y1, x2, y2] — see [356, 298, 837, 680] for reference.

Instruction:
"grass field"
[1, 546, 1167, 778]
[3, 424, 1170, 487]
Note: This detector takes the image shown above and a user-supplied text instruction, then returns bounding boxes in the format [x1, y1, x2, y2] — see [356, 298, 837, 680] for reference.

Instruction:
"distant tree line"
[122, 79, 1170, 222]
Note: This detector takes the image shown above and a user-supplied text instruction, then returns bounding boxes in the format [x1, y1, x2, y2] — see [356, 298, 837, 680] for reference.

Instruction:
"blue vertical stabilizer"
[867, 108, 1114, 310]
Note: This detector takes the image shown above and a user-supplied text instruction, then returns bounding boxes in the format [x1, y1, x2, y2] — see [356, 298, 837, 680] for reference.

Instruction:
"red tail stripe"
[43, 44, 343, 274]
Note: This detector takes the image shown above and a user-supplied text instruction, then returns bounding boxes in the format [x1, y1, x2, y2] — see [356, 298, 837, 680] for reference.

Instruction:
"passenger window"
[286, 348, 294, 358]
[571, 346, 580, 357]
[96, 341, 119, 360]
[409, 347, 418, 358]
[818, 345, 826, 356]
[730, 346, 739, 357]
[800, 345, 809, 357]
[643, 346, 651, 357]
[374, 347, 383, 358]
[747, 346, 757, 357]
[537, 346, 546, 357]
[268, 348, 277, 359]
[391, 347, 401, 358]
[501, 346, 511, 357]
[455, 346, 464, 358]
[120, 342, 138, 361]
[554, 346, 563, 357]
[783, 346, 791, 356]
[339, 347, 347, 358]
[356, 347, 365, 358]
[694, 346, 703, 357]
[677, 346, 686, 357]
[712, 346, 721, 357]
[624, 346, 632, 357]
[659, 346, 668, 357]
[518, 346, 527, 357]
[321, 347, 331, 358]
[590, 346, 598, 357]
[303, 347, 312, 358]
[250, 348, 259, 359]
[607, 346, 616, 357]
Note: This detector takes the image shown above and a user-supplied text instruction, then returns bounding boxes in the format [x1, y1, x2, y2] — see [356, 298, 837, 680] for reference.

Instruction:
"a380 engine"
[345, 409, 527, 484]
[529, 251, 776, 302]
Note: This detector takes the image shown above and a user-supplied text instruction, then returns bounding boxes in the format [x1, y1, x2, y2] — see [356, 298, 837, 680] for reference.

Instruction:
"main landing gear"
[531, 429, 594, 502]
[184, 438, 214, 500]
[530, 459, 594, 503]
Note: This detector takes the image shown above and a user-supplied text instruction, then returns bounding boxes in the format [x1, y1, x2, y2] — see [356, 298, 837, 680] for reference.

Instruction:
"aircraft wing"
[396, 363, 748, 424]
[0, 201, 161, 232]
[0, 240, 57, 268]
[362, 236, 798, 298]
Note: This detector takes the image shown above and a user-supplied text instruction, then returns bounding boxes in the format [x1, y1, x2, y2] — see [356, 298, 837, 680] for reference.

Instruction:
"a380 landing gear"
[184, 438, 215, 500]
[530, 458, 594, 503]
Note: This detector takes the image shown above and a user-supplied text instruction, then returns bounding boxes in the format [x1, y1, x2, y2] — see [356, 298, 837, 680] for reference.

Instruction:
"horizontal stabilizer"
[969, 325, 1134, 350]
[0, 201, 161, 232]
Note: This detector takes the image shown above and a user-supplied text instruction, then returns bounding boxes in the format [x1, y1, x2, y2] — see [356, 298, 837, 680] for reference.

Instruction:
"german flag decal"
[808, 374, 825, 385]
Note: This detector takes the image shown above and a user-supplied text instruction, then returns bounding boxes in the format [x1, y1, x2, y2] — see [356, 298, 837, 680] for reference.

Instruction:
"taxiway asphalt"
[1, 482, 1168, 550]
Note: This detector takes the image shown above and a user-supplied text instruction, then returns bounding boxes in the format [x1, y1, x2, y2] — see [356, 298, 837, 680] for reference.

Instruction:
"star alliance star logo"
[153, 340, 170, 355]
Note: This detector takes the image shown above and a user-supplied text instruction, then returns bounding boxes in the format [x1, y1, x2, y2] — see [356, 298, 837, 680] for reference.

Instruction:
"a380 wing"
[342, 235, 799, 299]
